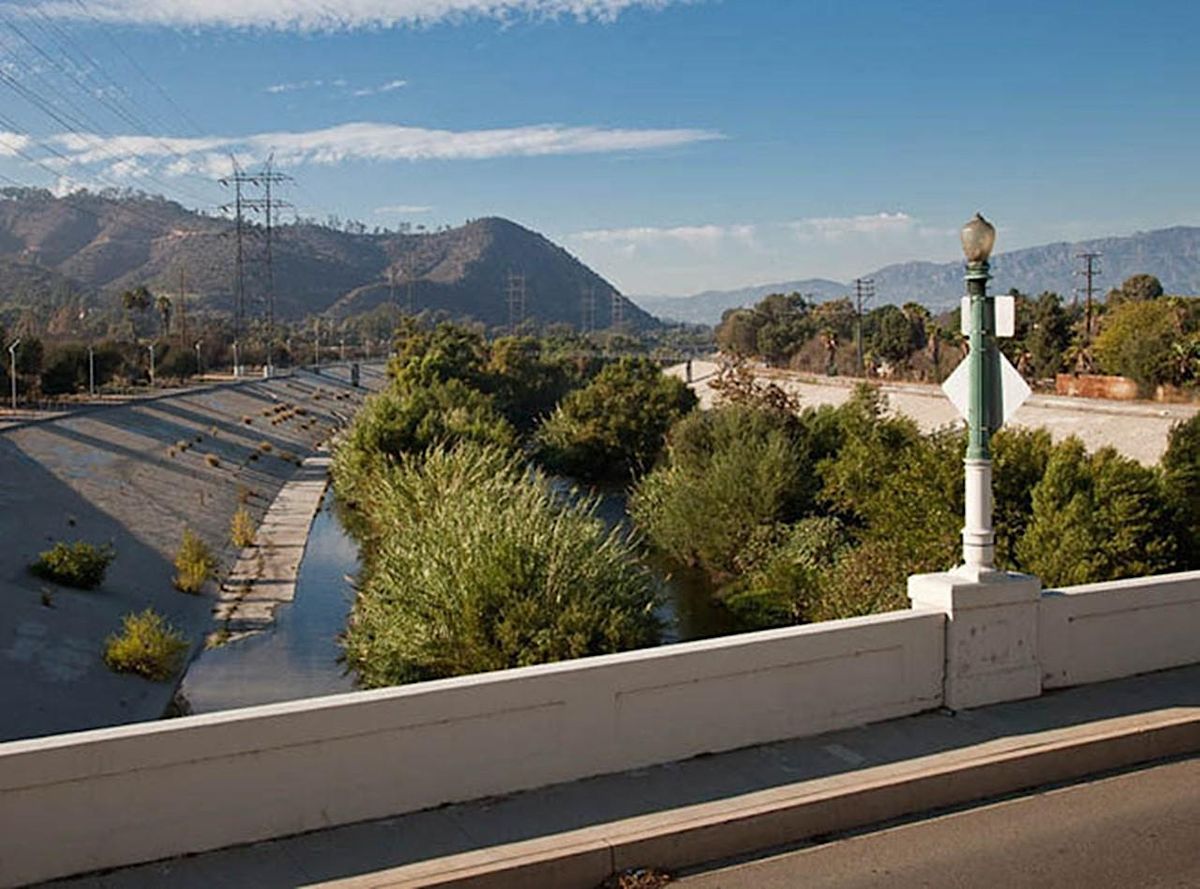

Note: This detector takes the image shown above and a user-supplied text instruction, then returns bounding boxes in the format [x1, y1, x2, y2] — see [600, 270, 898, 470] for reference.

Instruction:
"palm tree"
[155, 295, 172, 339]
[120, 286, 152, 341]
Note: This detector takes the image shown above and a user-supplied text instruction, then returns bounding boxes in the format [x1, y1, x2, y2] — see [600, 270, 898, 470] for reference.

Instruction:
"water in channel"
[180, 479, 735, 713]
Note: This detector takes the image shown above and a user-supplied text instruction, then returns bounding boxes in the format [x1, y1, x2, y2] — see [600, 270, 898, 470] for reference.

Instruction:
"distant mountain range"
[0, 188, 655, 331]
[632, 226, 1200, 326]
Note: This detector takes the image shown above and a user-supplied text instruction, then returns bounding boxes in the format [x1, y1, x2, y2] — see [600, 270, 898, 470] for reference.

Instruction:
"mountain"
[630, 226, 1200, 325]
[0, 188, 655, 331]
[634, 278, 846, 325]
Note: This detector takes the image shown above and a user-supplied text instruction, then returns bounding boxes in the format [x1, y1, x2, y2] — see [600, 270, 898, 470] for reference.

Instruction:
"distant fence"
[1, 570, 1198, 886]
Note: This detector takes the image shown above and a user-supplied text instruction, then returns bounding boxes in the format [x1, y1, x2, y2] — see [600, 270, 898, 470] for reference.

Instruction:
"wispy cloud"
[37, 121, 720, 178]
[16, 0, 695, 31]
[353, 79, 409, 97]
[789, 212, 915, 240]
[374, 204, 433, 215]
[571, 223, 756, 249]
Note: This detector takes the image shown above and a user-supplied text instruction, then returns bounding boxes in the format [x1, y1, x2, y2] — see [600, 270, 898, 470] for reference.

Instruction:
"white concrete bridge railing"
[1, 570, 1198, 887]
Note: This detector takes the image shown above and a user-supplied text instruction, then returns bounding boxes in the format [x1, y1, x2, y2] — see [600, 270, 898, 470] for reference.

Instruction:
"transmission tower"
[1074, 252, 1102, 344]
[581, 285, 596, 334]
[506, 271, 526, 334]
[218, 156, 256, 368]
[853, 277, 875, 376]
[611, 291, 625, 329]
[252, 155, 293, 370]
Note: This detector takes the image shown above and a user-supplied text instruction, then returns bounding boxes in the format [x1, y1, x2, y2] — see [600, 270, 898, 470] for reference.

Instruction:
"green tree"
[1024, 292, 1071, 379]
[1108, 273, 1164, 306]
[1016, 439, 1179, 586]
[1093, 298, 1184, 391]
[536, 357, 697, 481]
[1161, 413, 1200, 569]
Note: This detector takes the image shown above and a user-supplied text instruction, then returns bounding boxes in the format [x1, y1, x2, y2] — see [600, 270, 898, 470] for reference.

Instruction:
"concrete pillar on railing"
[908, 570, 1043, 711]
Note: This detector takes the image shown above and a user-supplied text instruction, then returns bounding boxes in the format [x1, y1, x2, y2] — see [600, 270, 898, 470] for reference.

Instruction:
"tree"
[1161, 413, 1200, 569]
[1023, 292, 1071, 380]
[120, 286, 152, 341]
[1093, 298, 1184, 391]
[536, 357, 697, 481]
[155, 294, 172, 338]
[866, 304, 921, 364]
[1016, 440, 1179, 586]
[1109, 273, 1164, 306]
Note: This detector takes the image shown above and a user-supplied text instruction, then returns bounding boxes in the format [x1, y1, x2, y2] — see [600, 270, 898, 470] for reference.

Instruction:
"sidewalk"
[42, 663, 1200, 888]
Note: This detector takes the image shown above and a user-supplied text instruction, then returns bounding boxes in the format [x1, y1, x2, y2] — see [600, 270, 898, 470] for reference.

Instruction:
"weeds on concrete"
[230, 507, 256, 548]
[257, 441, 273, 452]
[104, 609, 188, 681]
[30, 541, 115, 590]
[205, 454, 220, 468]
[174, 529, 217, 594]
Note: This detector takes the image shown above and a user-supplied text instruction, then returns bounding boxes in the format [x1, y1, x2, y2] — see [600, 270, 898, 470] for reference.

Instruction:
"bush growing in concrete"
[30, 541, 115, 590]
[230, 508, 256, 548]
[342, 443, 660, 687]
[173, 529, 217, 594]
[103, 609, 188, 681]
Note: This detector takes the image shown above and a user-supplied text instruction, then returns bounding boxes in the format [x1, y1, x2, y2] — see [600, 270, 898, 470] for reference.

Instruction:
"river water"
[181, 479, 734, 713]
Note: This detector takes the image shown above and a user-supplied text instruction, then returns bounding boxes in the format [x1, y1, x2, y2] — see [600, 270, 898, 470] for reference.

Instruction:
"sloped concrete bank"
[0, 364, 386, 742]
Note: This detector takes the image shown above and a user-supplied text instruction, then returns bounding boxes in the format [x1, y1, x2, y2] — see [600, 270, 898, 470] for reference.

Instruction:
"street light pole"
[148, 343, 156, 387]
[88, 345, 95, 397]
[194, 341, 203, 378]
[959, 213, 999, 575]
[8, 338, 20, 410]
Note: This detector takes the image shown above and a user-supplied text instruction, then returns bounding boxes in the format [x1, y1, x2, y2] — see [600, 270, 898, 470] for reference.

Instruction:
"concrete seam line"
[341, 714, 1200, 888]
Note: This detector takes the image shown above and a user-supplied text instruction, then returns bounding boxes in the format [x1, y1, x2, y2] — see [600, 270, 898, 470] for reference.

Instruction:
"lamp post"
[148, 343, 156, 387]
[8, 338, 20, 410]
[959, 212, 1000, 575]
[87, 345, 95, 397]
[232, 341, 240, 378]
[194, 341, 203, 378]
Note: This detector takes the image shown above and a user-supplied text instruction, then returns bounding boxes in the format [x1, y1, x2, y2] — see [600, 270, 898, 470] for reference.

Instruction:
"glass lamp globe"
[960, 213, 996, 263]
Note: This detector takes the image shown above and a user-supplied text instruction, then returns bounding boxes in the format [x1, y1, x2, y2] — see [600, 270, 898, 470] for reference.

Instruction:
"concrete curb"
[325, 709, 1200, 888]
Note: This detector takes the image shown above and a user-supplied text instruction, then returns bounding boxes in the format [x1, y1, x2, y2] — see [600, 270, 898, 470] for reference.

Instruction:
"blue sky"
[0, 0, 1197, 294]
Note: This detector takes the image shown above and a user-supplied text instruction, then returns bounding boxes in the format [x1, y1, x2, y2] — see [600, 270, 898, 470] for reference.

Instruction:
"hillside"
[0, 189, 655, 331]
[630, 226, 1200, 325]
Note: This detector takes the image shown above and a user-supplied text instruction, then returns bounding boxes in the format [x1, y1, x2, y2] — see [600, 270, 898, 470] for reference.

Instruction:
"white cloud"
[17, 0, 694, 31]
[265, 79, 325, 94]
[789, 212, 915, 240]
[374, 204, 432, 214]
[0, 131, 31, 156]
[571, 222, 754, 249]
[353, 79, 409, 97]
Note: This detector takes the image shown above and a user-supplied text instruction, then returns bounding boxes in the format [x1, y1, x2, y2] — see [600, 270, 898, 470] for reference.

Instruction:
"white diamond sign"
[941, 352, 1032, 428]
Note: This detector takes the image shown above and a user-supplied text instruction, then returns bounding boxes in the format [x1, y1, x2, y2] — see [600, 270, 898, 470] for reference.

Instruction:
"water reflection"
[180, 486, 358, 713]
[182, 476, 736, 713]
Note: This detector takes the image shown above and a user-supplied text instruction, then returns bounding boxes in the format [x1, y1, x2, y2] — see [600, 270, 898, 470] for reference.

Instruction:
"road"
[676, 756, 1200, 889]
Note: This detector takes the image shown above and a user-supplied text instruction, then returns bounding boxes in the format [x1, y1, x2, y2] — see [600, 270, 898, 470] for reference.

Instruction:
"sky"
[0, 0, 1197, 295]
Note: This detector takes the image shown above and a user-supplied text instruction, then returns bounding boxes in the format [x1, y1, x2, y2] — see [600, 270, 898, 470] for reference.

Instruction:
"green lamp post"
[959, 212, 999, 575]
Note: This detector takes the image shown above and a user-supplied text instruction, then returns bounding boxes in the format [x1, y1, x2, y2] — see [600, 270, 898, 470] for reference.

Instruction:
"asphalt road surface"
[677, 756, 1200, 889]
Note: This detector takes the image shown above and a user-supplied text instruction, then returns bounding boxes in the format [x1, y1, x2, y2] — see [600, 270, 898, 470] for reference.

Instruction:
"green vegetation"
[103, 609, 189, 681]
[341, 443, 660, 687]
[29, 541, 115, 590]
[715, 276, 1200, 394]
[632, 383, 1190, 631]
[173, 529, 217, 594]
[230, 508, 256, 548]
[536, 357, 697, 481]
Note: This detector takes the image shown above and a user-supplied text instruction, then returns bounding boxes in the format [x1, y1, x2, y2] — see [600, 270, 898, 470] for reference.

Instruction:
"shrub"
[631, 405, 814, 577]
[230, 508, 256, 548]
[30, 541, 115, 589]
[257, 440, 273, 452]
[174, 529, 217, 593]
[1016, 439, 1180, 585]
[536, 357, 697, 481]
[1162, 413, 1200, 568]
[342, 443, 661, 687]
[104, 609, 189, 681]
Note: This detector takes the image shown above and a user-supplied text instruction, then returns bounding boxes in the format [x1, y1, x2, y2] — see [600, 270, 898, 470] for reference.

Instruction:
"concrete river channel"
[180, 479, 735, 713]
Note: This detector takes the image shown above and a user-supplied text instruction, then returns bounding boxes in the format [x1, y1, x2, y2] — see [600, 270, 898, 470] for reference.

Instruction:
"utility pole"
[581, 285, 595, 334]
[506, 271, 526, 334]
[406, 259, 416, 315]
[854, 277, 875, 376]
[1074, 252, 1102, 345]
[219, 157, 256, 376]
[611, 290, 625, 330]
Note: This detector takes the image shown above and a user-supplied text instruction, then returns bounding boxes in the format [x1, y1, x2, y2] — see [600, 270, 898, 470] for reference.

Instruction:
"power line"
[506, 270, 526, 334]
[219, 157, 256, 356]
